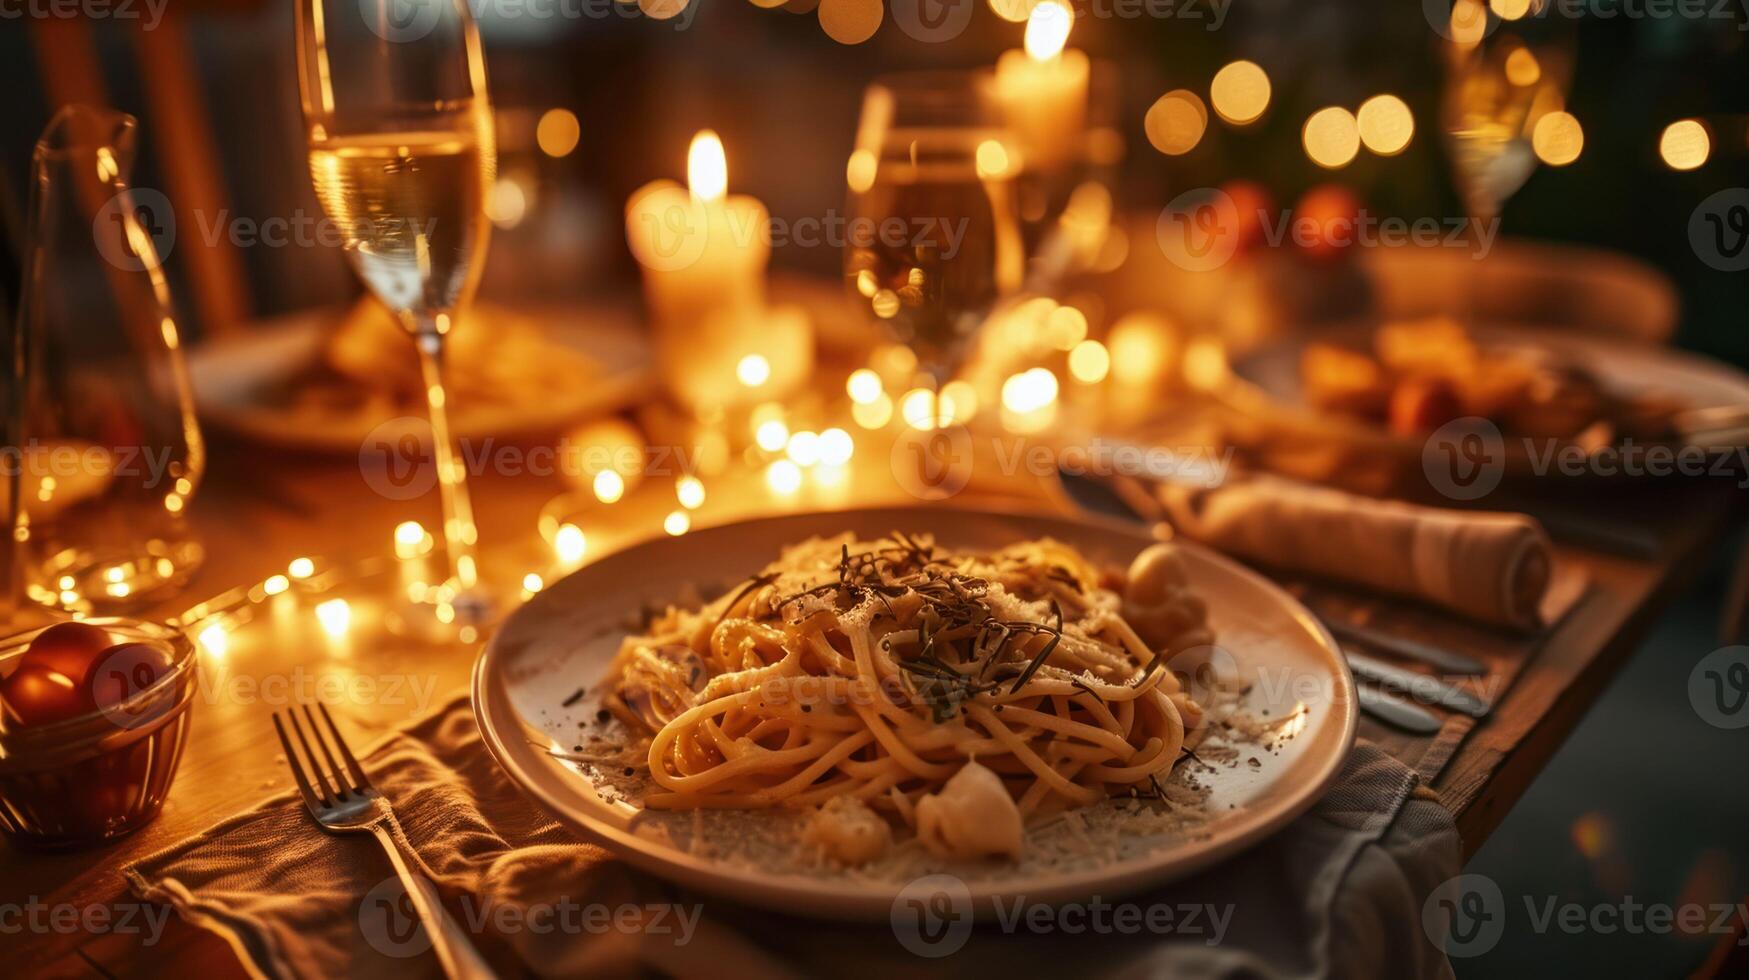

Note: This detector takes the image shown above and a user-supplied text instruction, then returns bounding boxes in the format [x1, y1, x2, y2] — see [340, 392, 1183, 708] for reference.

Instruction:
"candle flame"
[1024, 1, 1072, 61]
[688, 130, 727, 202]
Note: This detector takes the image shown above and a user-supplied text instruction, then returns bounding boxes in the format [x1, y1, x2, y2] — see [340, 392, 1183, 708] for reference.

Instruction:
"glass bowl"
[0, 618, 197, 849]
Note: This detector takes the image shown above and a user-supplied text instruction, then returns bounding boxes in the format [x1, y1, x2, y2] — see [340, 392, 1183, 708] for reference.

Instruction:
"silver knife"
[1355, 686, 1443, 734]
[1324, 620, 1488, 676]
[1345, 650, 1492, 718]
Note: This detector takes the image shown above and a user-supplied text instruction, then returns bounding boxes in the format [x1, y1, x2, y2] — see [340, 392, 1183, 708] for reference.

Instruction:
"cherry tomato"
[20, 621, 114, 687]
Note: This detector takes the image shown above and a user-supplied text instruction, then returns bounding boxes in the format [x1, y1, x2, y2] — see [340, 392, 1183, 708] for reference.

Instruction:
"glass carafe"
[6, 105, 204, 614]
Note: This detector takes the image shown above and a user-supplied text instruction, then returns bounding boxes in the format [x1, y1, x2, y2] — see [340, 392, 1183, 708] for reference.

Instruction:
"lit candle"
[625, 132, 811, 412]
[993, 1, 1090, 175]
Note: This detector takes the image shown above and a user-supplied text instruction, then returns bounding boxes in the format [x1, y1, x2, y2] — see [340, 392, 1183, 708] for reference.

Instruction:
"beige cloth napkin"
[1158, 477, 1553, 631]
[126, 694, 1461, 980]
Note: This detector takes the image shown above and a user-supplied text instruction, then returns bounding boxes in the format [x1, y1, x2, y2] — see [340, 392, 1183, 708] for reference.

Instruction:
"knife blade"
[1355, 686, 1443, 734]
[1344, 650, 1492, 718]
[1324, 619, 1488, 676]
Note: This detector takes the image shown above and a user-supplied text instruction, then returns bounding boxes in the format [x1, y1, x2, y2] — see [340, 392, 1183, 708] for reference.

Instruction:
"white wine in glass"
[296, 0, 498, 634]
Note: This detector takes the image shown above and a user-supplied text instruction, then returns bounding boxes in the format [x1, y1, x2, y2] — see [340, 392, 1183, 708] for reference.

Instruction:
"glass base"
[26, 538, 205, 614]
[385, 577, 498, 644]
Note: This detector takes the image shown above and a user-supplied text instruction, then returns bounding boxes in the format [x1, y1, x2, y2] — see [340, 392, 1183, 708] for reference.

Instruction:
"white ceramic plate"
[187, 303, 654, 452]
[1225, 322, 1749, 470]
[472, 506, 1357, 920]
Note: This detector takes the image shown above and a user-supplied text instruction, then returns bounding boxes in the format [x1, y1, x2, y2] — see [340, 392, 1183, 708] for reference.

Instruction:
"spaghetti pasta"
[603, 533, 1214, 862]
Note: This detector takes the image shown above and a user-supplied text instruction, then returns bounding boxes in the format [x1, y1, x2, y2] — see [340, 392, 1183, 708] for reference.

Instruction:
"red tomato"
[21, 621, 114, 687]
[1219, 180, 1274, 254]
[87, 642, 175, 715]
[1295, 184, 1362, 260]
[1, 664, 95, 726]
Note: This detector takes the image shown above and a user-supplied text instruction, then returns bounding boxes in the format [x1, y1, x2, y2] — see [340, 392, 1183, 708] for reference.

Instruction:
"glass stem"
[413, 317, 480, 594]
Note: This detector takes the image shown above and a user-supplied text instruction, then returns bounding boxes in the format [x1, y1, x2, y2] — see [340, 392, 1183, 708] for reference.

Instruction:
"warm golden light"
[755, 418, 790, 452]
[1504, 47, 1541, 87]
[1145, 90, 1208, 156]
[1450, 0, 1488, 46]
[1048, 305, 1088, 350]
[1490, 0, 1530, 19]
[1531, 111, 1583, 165]
[847, 368, 883, 404]
[486, 178, 527, 229]
[536, 108, 581, 158]
[1210, 60, 1271, 126]
[1659, 119, 1710, 171]
[664, 510, 691, 536]
[736, 354, 771, 387]
[264, 574, 290, 597]
[1356, 95, 1414, 156]
[818, 0, 882, 44]
[853, 393, 894, 429]
[288, 557, 315, 580]
[522, 572, 544, 594]
[846, 149, 877, 193]
[554, 523, 587, 564]
[1302, 107, 1360, 169]
[1001, 368, 1059, 414]
[316, 598, 351, 637]
[766, 459, 803, 494]
[787, 430, 822, 467]
[1024, 1, 1072, 61]
[1108, 314, 1173, 384]
[676, 476, 706, 510]
[198, 623, 228, 657]
[593, 470, 625, 504]
[975, 139, 1012, 179]
[989, 0, 1037, 22]
[818, 428, 855, 466]
[900, 388, 941, 430]
[1068, 339, 1111, 383]
[394, 520, 430, 559]
[940, 380, 979, 423]
[688, 130, 727, 203]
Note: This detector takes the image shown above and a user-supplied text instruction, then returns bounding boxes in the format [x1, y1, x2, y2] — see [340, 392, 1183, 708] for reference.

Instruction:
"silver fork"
[273, 703, 496, 980]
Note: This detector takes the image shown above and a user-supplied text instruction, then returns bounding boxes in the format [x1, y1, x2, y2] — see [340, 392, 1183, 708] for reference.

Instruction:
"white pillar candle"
[993, 1, 1091, 175]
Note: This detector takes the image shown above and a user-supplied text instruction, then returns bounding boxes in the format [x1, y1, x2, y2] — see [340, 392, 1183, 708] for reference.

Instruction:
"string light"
[852, 393, 894, 429]
[1145, 90, 1207, 156]
[755, 418, 790, 452]
[263, 574, 290, 597]
[1001, 368, 1059, 413]
[198, 623, 228, 657]
[787, 430, 822, 467]
[736, 354, 771, 387]
[766, 460, 803, 495]
[536, 108, 581, 158]
[315, 598, 351, 637]
[818, 428, 855, 466]
[593, 470, 625, 504]
[940, 380, 979, 423]
[1210, 60, 1270, 125]
[846, 368, 883, 404]
[1303, 107, 1360, 169]
[1069, 339, 1111, 383]
[1356, 95, 1414, 156]
[522, 573, 545, 595]
[1659, 119, 1709, 171]
[676, 476, 705, 510]
[900, 388, 942, 430]
[664, 510, 691, 536]
[1531, 111, 1583, 166]
[554, 524, 587, 565]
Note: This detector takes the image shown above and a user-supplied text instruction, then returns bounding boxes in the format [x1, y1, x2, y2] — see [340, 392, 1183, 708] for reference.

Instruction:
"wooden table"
[4, 432, 1742, 977]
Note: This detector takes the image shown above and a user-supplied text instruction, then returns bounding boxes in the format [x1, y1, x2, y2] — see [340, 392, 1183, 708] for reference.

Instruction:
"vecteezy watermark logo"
[361, 0, 444, 42]
[891, 874, 975, 957]
[1689, 188, 1749, 272]
[359, 874, 439, 957]
[93, 188, 175, 272]
[1422, 0, 1499, 41]
[359, 416, 438, 501]
[891, 0, 974, 42]
[1422, 417, 1506, 501]
[891, 424, 975, 501]
[1689, 645, 1749, 729]
[1156, 187, 1240, 273]
[1423, 873, 1506, 958]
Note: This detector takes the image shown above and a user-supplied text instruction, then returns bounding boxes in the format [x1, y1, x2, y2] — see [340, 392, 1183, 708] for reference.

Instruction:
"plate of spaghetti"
[473, 507, 1356, 919]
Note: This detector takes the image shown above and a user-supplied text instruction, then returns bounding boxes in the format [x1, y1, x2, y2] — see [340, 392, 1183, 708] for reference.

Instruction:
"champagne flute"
[1440, 0, 1576, 226]
[295, 0, 497, 633]
[845, 71, 1025, 428]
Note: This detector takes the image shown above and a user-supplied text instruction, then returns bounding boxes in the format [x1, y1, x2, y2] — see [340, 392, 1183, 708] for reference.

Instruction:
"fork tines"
[272, 702, 372, 810]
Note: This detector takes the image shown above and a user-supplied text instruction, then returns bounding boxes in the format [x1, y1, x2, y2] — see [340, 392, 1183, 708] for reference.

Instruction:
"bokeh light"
[1144, 90, 1208, 156]
[1302, 107, 1360, 169]
[818, 0, 882, 44]
[1659, 119, 1710, 171]
[1531, 111, 1583, 166]
[1209, 61, 1271, 126]
[1356, 95, 1414, 156]
[536, 108, 581, 158]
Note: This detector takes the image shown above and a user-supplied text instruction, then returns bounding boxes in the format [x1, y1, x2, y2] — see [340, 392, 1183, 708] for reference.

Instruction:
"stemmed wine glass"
[1440, 0, 1576, 228]
[844, 71, 1025, 428]
[295, 0, 497, 634]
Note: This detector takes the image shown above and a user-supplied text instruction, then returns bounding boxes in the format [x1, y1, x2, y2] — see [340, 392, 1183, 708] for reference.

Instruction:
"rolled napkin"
[1156, 477, 1552, 631]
